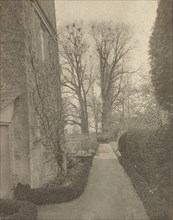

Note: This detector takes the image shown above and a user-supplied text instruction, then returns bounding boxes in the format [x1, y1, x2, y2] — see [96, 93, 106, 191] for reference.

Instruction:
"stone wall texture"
[0, 0, 30, 186]
[0, 0, 61, 188]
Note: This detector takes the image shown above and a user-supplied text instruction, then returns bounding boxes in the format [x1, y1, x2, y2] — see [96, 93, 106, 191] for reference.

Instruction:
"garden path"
[38, 143, 149, 220]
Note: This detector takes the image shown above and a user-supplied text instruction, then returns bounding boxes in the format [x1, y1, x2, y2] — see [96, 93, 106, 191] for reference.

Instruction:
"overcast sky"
[55, 0, 158, 75]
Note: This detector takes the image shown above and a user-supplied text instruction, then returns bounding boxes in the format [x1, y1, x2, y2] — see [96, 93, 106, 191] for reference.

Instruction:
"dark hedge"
[118, 121, 172, 220]
[118, 125, 172, 185]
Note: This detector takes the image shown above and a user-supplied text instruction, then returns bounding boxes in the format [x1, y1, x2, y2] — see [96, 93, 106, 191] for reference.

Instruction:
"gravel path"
[38, 143, 149, 220]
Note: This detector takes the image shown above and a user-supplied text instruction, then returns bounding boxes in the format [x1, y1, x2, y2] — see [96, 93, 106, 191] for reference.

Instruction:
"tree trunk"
[79, 95, 89, 134]
[102, 97, 112, 133]
[95, 118, 98, 134]
[81, 117, 89, 134]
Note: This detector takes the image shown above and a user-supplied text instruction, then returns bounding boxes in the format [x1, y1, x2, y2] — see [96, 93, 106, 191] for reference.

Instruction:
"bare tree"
[133, 71, 163, 127]
[59, 23, 93, 134]
[91, 22, 133, 133]
[118, 69, 163, 129]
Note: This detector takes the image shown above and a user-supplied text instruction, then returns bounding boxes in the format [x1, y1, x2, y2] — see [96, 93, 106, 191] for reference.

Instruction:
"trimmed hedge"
[118, 129, 154, 164]
[118, 120, 172, 220]
[118, 125, 172, 185]
[0, 199, 37, 220]
[14, 157, 93, 205]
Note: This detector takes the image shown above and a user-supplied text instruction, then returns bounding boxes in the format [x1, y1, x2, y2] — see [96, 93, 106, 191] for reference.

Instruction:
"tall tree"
[59, 23, 92, 134]
[149, 0, 173, 112]
[91, 22, 133, 132]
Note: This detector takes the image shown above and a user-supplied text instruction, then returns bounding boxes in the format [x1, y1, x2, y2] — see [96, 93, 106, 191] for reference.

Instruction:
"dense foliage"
[149, 0, 173, 111]
[0, 199, 37, 220]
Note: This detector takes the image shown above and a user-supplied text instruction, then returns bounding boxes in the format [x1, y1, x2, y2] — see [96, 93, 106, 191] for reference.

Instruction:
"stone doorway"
[0, 124, 11, 199]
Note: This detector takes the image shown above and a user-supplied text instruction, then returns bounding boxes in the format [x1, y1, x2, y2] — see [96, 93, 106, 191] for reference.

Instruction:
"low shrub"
[0, 199, 37, 220]
[14, 157, 93, 205]
[66, 155, 81, 169]
[97, 133, 110, 143]
[42, 156, 86, 189]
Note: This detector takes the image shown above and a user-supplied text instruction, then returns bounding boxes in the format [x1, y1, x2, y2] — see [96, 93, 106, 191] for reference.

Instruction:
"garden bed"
[14, 156, 94, 205]
[0, 199, 37, 220]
